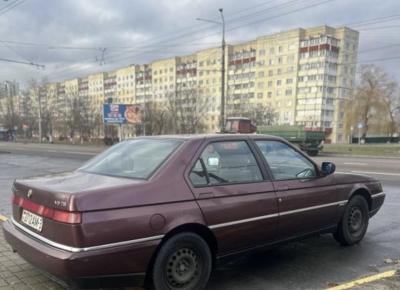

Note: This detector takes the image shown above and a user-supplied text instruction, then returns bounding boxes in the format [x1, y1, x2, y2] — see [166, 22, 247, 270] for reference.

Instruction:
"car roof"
[132, 134, 284, 141]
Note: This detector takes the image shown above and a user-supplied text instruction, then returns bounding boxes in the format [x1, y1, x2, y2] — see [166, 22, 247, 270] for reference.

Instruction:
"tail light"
[13, 195, 81, 224]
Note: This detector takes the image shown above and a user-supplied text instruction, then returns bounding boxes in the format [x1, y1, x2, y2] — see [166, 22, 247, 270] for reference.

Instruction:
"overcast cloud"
[0, 0, 399, 88]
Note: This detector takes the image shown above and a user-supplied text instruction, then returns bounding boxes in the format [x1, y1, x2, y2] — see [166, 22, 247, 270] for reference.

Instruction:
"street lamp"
[196, 8, 226, 132]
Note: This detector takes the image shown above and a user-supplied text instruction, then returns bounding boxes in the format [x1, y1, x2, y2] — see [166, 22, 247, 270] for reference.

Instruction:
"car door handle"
[278, 185, 289, 191]
[198, 192, 214, 199]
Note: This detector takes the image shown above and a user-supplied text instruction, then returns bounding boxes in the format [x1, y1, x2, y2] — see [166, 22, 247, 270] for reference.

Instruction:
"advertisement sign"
[103, 104, 142, 124]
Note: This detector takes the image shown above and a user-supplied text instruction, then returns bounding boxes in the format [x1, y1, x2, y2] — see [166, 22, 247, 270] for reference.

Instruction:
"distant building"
[38, 25, 358, 143]
[0, 80, 20, 99]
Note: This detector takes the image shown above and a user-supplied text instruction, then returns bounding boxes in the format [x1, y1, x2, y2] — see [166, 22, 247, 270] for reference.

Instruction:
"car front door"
[187, 139, 279, 254]
[254, 140, 340, 241]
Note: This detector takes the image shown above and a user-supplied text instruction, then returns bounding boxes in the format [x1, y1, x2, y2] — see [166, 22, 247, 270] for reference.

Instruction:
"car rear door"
[254, 140, 341, 240]
[186, 138, 279, 255]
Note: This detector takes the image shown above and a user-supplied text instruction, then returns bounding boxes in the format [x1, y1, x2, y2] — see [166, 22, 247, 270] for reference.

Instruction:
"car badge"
[27, 189, 33, 198]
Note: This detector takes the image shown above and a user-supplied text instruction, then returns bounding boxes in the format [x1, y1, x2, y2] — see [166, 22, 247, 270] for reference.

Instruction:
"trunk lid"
[11, 170, 147, 247]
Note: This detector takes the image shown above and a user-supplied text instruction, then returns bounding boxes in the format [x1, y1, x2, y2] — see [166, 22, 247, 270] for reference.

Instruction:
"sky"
[0, 0, 399, 88]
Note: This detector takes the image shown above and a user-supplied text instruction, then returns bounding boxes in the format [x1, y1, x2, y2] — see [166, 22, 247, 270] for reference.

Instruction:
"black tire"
[333, 195, 369, 246]
[151, 232, 212, 290]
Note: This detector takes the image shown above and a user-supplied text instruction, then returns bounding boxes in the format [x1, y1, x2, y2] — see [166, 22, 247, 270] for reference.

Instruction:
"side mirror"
[321, 162, 336, 176]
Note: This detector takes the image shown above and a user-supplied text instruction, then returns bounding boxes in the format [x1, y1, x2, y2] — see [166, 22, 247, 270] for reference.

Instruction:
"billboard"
[103, 104, 143, 124]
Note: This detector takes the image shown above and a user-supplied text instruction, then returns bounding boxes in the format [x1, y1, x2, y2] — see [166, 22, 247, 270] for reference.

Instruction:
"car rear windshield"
[79, 138, 182, 179]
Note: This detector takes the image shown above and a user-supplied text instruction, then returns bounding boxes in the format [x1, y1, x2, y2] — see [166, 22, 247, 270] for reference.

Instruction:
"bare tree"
[351, 65, 397, 139]
[381, 89, 400, 139]
[144, 101, 170, 135]
[227, 99, 278, 126]
[0, 93, 19, 131]
[167, 88, 209, 134]
[64, 91, 94, 143]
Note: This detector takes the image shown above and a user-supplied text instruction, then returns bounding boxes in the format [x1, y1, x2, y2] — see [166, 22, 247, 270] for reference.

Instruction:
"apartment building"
[39, 25, 358, 143]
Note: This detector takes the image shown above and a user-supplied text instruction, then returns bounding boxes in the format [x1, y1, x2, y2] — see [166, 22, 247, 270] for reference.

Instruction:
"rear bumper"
[2, 219, 159, 286]
[369, 192, 385, 218]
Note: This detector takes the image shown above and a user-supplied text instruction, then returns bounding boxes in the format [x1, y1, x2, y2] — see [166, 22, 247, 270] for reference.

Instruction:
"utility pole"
[196, 8, 226, 132]
[142, 66, 146, 136]
[219, 8, 226, 132]
[37, 88, 42, 143]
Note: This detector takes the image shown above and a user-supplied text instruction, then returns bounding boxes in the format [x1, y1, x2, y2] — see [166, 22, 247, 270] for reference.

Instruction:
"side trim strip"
[279, 200, 348, 216]
[209, 213, 279, 229]
[11, 218, 164, 253]
[371, 192, 385, 199]
[209, 200, 348, 230]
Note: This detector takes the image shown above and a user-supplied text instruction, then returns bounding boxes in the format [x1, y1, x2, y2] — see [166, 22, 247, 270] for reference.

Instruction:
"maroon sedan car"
[3, 135, 385, 289]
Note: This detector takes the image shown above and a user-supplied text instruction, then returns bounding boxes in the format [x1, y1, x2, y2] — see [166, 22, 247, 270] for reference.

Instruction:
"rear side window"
[189, 141, 263, 186]
[79, 139, 182, 179]
[255, 140, 316, 180]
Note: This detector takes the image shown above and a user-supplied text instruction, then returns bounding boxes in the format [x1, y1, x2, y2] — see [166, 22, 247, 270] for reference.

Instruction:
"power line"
[0, 57, 45, 69]
[0, 0, 27, 16]
[44, 0, 310, 79]
[42, 2, 400, 82]
[358, 25, 400, 31]
[103, 0, 329, 66]
[0, 0, 18, 12]
[0, 40, 33, 63]
[358, 43, 400, 53]
[50, 0, 310, 68]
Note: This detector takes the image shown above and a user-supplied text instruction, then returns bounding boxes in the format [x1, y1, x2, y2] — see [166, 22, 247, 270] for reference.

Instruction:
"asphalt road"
[0, 142, 399, 290]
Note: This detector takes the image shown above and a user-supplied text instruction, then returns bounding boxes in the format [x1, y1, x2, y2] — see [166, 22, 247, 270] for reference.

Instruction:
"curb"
[318, 153, 400, 159]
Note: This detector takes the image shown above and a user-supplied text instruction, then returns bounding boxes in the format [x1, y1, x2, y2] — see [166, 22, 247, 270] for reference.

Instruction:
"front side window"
[79, 139, 182, 179]
[189, 141, 263, 186]
[255, 141, 316, 180]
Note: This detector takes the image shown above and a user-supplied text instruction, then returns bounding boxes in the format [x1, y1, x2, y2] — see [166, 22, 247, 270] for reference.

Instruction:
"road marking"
[0, 214, 8, 222]
[46, 149, 97, 155]
[326, 270, 397, 290]
[343, 162, 368, 166]
[351, 170, 400, 177]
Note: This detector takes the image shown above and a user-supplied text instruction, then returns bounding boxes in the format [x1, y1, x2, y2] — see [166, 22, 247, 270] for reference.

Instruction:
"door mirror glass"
[321, 162, 336, 175]
[207, 157, 219, 167]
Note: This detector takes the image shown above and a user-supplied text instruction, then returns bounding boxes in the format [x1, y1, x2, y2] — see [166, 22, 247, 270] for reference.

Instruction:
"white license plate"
[21, 210, 43, 232]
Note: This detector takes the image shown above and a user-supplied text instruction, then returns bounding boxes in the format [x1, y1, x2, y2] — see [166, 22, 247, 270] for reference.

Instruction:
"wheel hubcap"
[348, 206, 363, 234]
[166, 248, 200, 288]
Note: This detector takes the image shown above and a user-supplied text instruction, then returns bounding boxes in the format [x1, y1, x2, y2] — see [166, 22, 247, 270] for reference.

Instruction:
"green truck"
[224, 117, 325, 156]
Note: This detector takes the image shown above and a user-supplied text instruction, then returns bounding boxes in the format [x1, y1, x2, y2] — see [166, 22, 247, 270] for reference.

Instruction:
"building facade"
[37, 25, 358, 142]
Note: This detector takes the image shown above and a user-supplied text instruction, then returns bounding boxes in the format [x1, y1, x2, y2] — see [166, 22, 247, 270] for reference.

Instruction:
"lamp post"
[196, 8, 226, 132]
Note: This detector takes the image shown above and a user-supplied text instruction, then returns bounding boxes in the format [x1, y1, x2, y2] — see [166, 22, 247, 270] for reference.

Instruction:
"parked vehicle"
[224, 117, 325, 156]
[0, 128, 16, 141]
[3, 135, 385, 289]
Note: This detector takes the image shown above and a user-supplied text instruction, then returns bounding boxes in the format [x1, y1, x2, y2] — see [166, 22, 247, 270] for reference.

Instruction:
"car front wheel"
[151, 232, 212, 290]
[333, 195, 369, 246]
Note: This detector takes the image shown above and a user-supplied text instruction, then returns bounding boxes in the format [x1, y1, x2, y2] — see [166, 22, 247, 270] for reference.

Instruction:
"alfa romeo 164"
[3, 134, 385, 289]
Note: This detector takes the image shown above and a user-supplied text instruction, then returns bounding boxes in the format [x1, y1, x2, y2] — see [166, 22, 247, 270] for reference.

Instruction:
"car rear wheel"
[151, 232, 212, 290]
[333, 195, 369, 246]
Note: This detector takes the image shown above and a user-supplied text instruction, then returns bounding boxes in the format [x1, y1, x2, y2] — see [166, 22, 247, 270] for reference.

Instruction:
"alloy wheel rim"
[166, 247, 200, 288]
